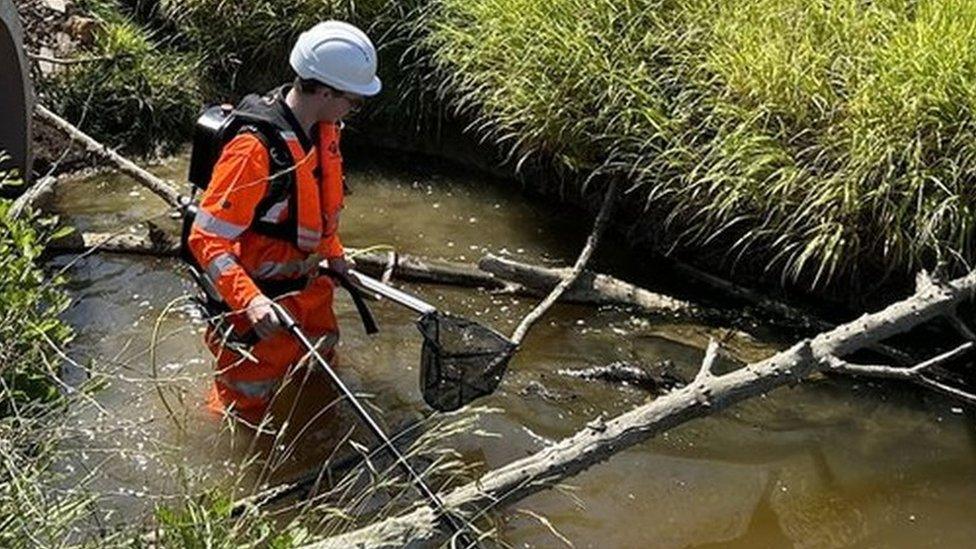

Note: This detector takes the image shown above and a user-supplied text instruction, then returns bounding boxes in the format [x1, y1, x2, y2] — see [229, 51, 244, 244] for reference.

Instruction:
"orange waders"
[188, 87, 346, 423]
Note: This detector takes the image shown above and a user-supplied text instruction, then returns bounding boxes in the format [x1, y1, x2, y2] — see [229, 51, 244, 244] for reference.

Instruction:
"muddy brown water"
[50, 154, 976, 547]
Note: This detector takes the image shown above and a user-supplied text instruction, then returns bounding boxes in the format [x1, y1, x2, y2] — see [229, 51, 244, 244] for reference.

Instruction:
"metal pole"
[271, 303, 476, 545]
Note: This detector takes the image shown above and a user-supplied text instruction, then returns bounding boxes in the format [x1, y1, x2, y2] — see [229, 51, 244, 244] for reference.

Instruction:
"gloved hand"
[325, 255, 355, 278]
[246, 294, 285, 339]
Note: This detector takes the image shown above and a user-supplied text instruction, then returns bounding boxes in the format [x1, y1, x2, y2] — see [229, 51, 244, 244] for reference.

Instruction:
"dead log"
[352, 251, 503, 290]
[480, 253, 694, 315]
[47, 229, 178, 256]
[306, 270, 976, 549]
[42, 229, 506, 288]
[34, 104, 182, 208]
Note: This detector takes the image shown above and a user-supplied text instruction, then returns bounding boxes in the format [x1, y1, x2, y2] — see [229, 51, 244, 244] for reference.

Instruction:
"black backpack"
[179, 103, 298, 263]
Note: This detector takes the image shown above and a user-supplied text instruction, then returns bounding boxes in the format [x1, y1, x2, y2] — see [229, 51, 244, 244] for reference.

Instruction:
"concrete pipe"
[0, 0, 33, 192]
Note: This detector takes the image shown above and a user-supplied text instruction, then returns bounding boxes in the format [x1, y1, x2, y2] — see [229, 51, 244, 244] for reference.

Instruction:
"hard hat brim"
[302, 71, 382, 97]
[344, 76, 382, 97]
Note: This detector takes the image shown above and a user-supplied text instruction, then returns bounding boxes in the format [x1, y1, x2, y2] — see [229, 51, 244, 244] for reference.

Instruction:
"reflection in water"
[52, 155, 976, 547]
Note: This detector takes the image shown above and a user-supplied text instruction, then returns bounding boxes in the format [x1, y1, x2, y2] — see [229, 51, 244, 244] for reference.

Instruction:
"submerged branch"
[558, 361, 685, 393]
[670, 259, 913, 365]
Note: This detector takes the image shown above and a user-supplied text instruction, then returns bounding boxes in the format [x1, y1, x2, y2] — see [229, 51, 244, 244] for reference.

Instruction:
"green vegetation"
[414, 0, 976, 289]
[40, 1, 203, 155]
[0, 187, 72, 414]
[0, 169, 88, 544]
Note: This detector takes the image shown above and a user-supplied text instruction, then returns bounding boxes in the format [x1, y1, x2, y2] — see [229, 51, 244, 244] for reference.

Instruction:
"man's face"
[316, 87, 364, 122]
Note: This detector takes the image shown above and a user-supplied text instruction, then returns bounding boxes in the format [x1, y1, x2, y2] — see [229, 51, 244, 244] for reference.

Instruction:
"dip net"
[417, 311, 516, 412]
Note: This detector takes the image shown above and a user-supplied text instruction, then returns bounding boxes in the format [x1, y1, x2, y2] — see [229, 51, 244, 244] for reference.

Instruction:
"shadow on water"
[50, 153, 976, 547]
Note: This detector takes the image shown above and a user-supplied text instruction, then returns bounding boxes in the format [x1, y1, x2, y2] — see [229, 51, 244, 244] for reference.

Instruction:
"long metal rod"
[271, 303, 474, 544]
[344, 269, 438, 315]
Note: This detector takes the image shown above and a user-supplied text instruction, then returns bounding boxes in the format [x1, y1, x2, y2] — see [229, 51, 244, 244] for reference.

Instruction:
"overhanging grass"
[414, 0, 976, 290]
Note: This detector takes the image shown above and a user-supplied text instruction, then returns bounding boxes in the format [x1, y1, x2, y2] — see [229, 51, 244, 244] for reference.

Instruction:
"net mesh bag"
[417, 311, 516, 411]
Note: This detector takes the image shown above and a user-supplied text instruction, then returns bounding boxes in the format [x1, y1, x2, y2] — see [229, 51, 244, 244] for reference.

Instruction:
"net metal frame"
[417, 311, 516, 412]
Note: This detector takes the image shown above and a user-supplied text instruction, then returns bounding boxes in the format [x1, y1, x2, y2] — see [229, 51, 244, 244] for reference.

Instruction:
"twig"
[827, 341, 976, 405]
[10, 175, 57, 220]
[509, 180, 618, 345]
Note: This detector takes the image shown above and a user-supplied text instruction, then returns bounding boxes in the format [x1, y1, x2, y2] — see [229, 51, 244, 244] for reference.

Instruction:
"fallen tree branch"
[45, 226, 701, 321]
[480, 253, 694, 316]
[307, 269, 976, 549]
[352, 251, 504, 289]
[508, 180, 619, 345]
[42, 229, 508, 288]
[828, 341, 976, 405]
[34, 104, 182, 207]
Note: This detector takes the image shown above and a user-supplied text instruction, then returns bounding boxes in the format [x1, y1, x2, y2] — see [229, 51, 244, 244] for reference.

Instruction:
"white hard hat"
[289, 20, 381, 97]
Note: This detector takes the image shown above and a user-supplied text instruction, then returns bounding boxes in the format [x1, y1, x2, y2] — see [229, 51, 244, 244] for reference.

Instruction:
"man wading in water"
[187, 21, 381, 425]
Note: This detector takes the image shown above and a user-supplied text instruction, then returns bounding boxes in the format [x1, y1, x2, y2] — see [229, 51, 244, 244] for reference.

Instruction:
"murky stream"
[51, 154, 976, 547]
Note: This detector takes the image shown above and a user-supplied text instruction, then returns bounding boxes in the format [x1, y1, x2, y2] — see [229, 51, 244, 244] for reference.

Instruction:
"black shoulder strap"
[230, 114, 299, 242]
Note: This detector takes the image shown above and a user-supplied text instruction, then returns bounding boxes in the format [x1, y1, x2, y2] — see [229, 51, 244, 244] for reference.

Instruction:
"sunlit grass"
[414, 0, 976, 289]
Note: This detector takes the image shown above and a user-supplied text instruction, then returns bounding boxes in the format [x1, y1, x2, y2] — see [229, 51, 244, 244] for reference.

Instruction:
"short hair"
[295, 76, 328, 94]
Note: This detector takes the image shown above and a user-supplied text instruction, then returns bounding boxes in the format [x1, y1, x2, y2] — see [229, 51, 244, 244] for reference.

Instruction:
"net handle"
[339, 269, 438, 315]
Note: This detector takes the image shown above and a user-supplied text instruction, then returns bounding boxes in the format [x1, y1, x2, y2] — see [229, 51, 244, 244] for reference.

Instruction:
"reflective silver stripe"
[253, 260, 300, 279]
[207, 252, 239, 280]
[297, 226, 320, 250]
[280, 131, 297, 141]
[252, 255, 319, 279]
[219, 376, 279, 399]
[259, 199, 289, 223]
[194, 209, 247, 239]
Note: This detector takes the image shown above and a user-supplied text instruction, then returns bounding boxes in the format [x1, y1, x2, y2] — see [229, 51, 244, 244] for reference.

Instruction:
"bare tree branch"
[508, 180, 618, 345]
[34, 104, 182, 207]
[828, 342, 976, 405]
[307, 269, 976, 549]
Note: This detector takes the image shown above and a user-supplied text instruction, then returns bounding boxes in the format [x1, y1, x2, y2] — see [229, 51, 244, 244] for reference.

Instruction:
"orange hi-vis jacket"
[188, 86, 345, 421]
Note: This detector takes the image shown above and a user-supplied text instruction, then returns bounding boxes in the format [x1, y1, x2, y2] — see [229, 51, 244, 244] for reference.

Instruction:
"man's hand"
[325, 255, 354, 278]
[246, 294, 285, 340]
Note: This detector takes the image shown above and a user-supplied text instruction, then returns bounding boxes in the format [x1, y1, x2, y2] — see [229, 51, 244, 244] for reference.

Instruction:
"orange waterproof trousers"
[205, 276, 339, 424]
